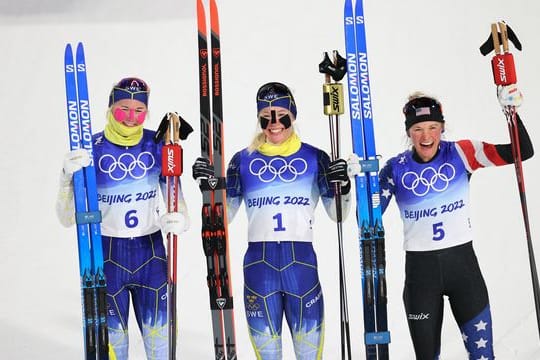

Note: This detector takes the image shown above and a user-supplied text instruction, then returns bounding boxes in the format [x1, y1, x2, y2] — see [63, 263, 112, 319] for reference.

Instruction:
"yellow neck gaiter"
[104, 111, 143, 146]
[258, 132, 301, 157]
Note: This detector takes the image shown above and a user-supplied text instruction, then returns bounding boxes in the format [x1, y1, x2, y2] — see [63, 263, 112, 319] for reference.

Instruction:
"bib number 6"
[125, 209, 139, 228]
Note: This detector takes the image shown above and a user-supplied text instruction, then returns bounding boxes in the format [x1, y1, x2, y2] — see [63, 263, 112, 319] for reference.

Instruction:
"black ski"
[196, 0, 237, 358]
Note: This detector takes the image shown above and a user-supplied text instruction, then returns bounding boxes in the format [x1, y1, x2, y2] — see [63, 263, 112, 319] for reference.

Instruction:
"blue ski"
[343, 1, 390, 358]
[64, 42, 109, 360]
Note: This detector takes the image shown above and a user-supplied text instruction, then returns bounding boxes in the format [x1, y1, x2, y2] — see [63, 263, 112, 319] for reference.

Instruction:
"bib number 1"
[273, 213, 286, 232]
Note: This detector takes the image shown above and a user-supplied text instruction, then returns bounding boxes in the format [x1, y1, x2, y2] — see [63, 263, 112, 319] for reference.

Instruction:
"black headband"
[403, 96, 444, 130]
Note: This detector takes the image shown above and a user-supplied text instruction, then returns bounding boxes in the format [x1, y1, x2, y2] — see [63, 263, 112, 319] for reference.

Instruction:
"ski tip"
[209, 0, 220, 35]
[64, 44, 74, 61]
[75, 42, 86, 62]
[197, 0, 207, 36]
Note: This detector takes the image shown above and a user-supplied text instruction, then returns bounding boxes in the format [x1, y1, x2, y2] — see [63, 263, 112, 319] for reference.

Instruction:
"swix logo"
[497, 57, 507, 83]
[408, 312, 430, 320]
[162, 145, 181, 176]
[216, 297, 227, 309]
[167, 148, 176, 173]
[331, 86, 341, 113]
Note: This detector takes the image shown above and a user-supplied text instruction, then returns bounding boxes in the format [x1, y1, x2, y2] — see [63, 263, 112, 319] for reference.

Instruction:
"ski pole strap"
[199, 176, 226, 191]
[75, 210, 102, 224]
[319, 51, 347, 82]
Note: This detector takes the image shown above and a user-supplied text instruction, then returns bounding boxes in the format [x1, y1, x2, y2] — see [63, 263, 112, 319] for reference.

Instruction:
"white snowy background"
[1, 0, 540, 359]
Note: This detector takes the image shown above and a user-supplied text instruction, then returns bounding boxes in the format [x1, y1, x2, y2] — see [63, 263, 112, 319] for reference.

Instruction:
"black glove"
[192, 157, 214, 182]
[327, 158, 351, 195]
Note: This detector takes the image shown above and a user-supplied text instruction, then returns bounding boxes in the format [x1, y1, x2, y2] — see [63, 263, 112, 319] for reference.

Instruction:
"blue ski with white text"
[343, 1, 390, 358]
[64, 42, 109, 360]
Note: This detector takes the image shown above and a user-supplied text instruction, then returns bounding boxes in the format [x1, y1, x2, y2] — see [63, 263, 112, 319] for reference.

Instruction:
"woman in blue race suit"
[193, 82, 352, 359]
[57, 77, 189, 359]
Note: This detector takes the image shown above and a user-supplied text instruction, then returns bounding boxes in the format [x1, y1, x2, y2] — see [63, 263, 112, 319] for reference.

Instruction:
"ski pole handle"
[320, 51, 346, 116]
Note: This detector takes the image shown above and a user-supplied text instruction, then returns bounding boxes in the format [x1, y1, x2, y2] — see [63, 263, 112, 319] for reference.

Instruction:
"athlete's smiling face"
[111, 98, 148, 127]
[408, 121, 444, 162]
[258, 106, 295, 145]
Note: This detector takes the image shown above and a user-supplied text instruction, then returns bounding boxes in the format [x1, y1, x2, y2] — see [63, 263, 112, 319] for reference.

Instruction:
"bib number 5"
[432, 222, 445, 241]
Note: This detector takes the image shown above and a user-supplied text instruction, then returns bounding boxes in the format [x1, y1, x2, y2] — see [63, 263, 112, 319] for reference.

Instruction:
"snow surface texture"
[1, 0, 539, 358]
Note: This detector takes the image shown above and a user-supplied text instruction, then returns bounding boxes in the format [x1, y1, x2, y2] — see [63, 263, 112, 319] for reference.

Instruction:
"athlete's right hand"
[497, 84, 523, 108]
[63, 149, 91, 176]
[192, 157, 214, 182]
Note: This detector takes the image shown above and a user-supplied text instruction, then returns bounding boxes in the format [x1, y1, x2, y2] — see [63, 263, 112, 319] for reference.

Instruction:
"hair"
[247, 132, 267, 153]
[407, 90, 430, 102]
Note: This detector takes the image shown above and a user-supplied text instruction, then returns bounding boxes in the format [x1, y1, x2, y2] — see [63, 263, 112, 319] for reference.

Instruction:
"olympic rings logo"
[249, 157, 308, 183]
[401, 163, 456, 196]
[98, 151, 156, 181]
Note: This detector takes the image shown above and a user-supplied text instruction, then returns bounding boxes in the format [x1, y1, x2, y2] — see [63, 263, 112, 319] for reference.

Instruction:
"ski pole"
[160, 112, 183, 359]
[480, 21, 540, 340]
[320, 50, 352, 360]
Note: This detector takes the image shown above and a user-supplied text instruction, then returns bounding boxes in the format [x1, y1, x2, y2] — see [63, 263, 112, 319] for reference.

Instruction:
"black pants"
[403, 241, 494, 359]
